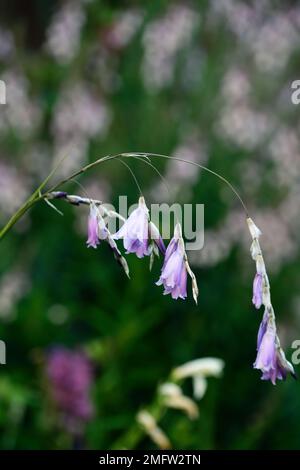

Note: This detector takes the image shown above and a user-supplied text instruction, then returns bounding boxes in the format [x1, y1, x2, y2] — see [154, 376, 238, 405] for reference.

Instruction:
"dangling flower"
[252, 273, 263, 309]
[156, 223, 198, 304]
[113, 197, 165, 260]
[113, 196, 149, 258]
[86, 203, 99, 249]
[271, 348, 296, 383]
[254, 323, 276, 378]
[259, 347, 296, 385]
[247, 217, 296, 384]
[172, 357, 224, 399]
[86, 202, 130, 277]
[254, 314, 296, 385]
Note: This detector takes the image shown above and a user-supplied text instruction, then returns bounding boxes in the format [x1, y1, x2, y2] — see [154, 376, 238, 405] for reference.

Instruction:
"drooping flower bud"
[86, 203, 99, 249]
[156, 223, 198, 303]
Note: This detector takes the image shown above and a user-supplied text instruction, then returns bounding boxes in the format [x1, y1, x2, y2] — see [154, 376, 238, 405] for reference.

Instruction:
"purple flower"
[260, 349, 296, 385]
[252, 273, 263, 309]
[254, 320, 296, 385]
[86, 203, 99, 249]
[156, 224, 188, 300]
[254, 324, 276, 379]
[46, 348, 94, 434]
[113, 197, 165, 259]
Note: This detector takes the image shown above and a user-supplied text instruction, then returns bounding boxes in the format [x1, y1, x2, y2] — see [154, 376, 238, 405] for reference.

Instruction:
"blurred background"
[0, 0, 300, 450]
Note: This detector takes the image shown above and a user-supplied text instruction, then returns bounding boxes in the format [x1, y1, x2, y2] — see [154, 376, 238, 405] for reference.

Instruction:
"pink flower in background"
[46, 347, 94, 434]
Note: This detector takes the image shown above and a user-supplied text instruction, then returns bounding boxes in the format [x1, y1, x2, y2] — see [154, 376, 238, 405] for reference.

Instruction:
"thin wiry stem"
[44, 152, 248, 215]
[0, 151, 249, 240]
[116, 158, 144, 197]
[122, 152, 249, 216]
[125, 155, 173, 202]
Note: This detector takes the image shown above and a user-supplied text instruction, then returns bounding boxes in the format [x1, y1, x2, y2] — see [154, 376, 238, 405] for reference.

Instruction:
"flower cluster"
[47, 191, 296, 384]
[247, 218, 296, 384]
[46, 347, 94, 435]
[86, 196, 198, 304]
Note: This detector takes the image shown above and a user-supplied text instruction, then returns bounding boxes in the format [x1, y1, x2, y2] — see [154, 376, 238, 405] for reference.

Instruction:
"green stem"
[0, 196, 37, 240]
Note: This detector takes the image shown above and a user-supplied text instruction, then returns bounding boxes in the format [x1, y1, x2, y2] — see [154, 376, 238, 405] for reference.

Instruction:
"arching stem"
[0, 152, 249, 241]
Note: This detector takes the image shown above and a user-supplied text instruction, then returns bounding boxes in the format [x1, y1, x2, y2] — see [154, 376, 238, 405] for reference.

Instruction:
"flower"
[247, 217, 296, 384]
[137, 410, 171, 450]
[254, 324, 276, 377]
[252, 272, 263, 309]
[271, 348, 296, 383]
[86, 203, 130, 277]
[156, 224, 187, 300]
[156, 223, 198, 303]
[253, 317, 296, 384]
[46, 347, 94, 434]
[113, 197, 165, 259]
[172, 357, 225, 380]
[113, 196, 149, 258]
[159, 382, 199, 419]
[170, 357, 224, 400]
[86, 203, 99, 248]
[259, 347, 296, 385]
[172, 357, 224, 399]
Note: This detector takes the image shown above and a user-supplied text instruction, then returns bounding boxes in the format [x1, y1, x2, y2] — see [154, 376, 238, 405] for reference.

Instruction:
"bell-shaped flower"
[156, 223, 198, 303]
[254, 323, 276, 377]
[172, 357, 224, 400]
[260, 347, 296, 385]
[113, 197, 150, 258]
[86, 203, 100, 249]
[113, 197, 165, 260]
[156, 224, 187, 300]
